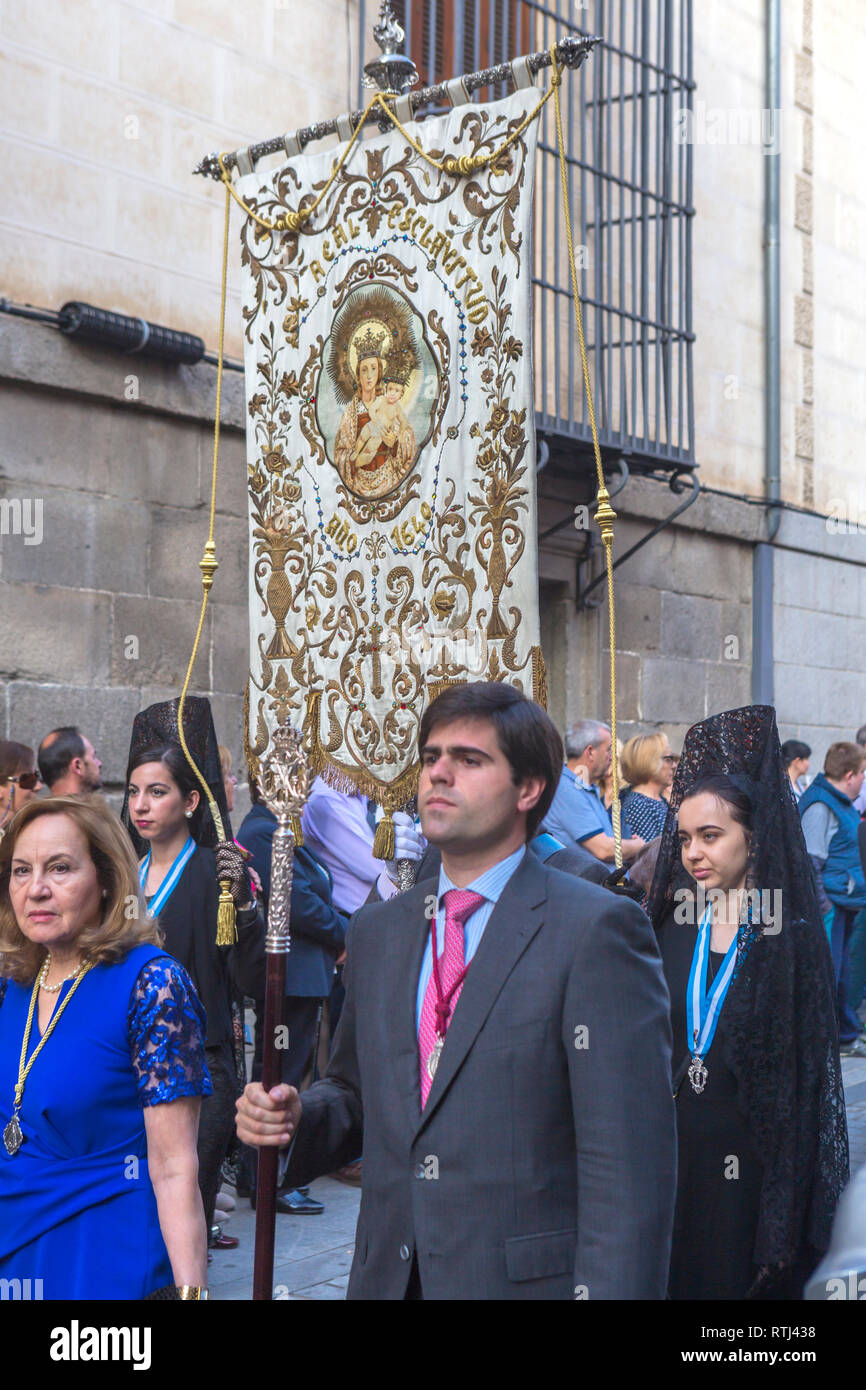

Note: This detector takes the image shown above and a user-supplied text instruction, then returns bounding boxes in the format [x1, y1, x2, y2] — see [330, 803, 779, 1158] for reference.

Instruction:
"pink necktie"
[418, 888, 485, 1107]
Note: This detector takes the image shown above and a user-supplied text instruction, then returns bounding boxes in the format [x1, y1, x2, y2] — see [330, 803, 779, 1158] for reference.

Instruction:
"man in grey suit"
[405, 831, 611, 889]
[237, 682, 676, 1299]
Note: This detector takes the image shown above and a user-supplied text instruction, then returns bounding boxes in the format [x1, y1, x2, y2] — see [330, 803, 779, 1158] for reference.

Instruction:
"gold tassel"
[216, 881, 238, 945]
[290, 813, 304, 847]
[371, 811, 395, 861]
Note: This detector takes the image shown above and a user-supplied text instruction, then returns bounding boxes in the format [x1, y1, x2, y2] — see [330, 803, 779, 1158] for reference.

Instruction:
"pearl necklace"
[38, 952, 85, 994]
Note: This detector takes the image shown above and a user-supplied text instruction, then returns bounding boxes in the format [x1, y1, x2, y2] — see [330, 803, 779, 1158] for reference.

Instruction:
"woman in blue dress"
[0, 794, 212, 1300]
[121, 698, 265, 1250]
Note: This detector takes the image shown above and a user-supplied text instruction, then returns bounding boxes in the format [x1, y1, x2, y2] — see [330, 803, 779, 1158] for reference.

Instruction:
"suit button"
[414, 1163, 425, 1179]
[399, 1244, 411, 1261]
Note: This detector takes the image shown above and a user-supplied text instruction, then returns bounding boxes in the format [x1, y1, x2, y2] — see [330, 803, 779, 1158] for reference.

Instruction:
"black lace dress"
[658, 916, 764, 1299]
[648, 706, 849, 1300]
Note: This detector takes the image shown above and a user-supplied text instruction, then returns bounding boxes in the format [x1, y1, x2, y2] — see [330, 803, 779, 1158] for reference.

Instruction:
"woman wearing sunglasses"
[620, 733, 677, 843]
[0, 743, 42, 841]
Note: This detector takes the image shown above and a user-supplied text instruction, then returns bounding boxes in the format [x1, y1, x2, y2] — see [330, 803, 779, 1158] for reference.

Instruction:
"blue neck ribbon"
[139, 837, 196, 918]
[686, 904, 740, 1062]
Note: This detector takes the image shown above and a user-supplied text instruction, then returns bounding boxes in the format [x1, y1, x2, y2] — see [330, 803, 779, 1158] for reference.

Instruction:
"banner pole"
[252, 724, 311, 1301]
[193, 34, 599, 180]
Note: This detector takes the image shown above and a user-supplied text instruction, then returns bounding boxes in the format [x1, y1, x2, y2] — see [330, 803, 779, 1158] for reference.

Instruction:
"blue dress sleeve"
[127, 956, 214, 1107]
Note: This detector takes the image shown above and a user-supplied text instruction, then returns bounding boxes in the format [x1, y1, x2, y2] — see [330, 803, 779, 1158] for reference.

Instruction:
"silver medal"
[687, 1054, 708, 1095]
[3, 1114, 23, 1156]
[426, 1035, 444, 1081]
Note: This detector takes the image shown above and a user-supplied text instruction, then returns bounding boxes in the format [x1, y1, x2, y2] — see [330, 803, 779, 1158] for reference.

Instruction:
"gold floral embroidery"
[241, 95, 545, 804]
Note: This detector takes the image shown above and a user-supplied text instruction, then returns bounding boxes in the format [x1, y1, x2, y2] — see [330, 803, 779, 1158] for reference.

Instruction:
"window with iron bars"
[363, 0, 694, 472]
[388, 0, 525, 89]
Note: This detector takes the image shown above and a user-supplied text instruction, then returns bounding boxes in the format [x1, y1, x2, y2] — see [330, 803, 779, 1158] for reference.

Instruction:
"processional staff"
[252, 721, 311, 1302]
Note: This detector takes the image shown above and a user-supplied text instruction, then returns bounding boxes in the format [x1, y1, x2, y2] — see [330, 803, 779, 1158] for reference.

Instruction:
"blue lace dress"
[0, 944, 212, 1299]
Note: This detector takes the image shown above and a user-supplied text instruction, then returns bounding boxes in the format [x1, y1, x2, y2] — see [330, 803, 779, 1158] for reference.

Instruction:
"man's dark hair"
[781, 739, 811, 768]
[418, 682, 563, 839]
[37, 726, 85, 788]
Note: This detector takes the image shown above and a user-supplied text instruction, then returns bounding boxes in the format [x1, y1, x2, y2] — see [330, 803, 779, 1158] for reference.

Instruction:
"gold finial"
[594, 487, 617, 547]
[199, 540, 219, 591]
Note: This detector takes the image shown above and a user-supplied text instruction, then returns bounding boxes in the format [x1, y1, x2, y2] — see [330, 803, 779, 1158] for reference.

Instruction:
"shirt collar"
[563, 764, 598, 796]
[436, 843, 527, 907]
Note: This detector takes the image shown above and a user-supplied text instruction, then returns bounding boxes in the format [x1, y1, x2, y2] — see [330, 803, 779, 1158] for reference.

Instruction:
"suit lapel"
[412, 853, 548, 1139]
[380, 878, 437, 1135]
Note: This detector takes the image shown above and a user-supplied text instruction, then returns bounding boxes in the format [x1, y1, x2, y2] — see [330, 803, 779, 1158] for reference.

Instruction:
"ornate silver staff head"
[259, 723, 311, 952]
[259, 723, 311, 824]
[363, 0, 418, 93]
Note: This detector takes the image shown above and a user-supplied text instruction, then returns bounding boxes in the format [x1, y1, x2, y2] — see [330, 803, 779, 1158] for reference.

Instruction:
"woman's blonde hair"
[0, 795, 161, 985]
[621, 733, 667, 787]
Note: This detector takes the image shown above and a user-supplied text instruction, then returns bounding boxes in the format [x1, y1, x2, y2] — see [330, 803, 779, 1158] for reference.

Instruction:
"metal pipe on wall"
[752, 0, 781, 705]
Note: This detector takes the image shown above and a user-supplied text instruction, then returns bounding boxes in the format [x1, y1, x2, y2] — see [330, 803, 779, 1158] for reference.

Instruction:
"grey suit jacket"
[285, 852, 676, 1300]
[390, 837, 609, 894]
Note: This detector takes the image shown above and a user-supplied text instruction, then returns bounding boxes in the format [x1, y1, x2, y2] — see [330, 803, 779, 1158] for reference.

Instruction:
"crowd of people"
[0, 692, 863, 1300]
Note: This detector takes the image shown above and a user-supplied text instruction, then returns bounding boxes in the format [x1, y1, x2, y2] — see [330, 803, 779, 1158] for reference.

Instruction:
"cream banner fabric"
[237, 89, 544, 809]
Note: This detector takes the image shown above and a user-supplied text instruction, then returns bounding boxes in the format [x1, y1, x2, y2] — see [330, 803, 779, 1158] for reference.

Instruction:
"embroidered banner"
[237, 89, 544, 808]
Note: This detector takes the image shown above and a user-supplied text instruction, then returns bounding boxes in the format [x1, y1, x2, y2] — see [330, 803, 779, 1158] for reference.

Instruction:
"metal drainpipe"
[752, 0, 782, 705]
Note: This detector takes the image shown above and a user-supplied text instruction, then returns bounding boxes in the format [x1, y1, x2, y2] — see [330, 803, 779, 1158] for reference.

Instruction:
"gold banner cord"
[176, 180, 238, 943]
[550, 42, 622, 869]
[198, 46, 621, 871]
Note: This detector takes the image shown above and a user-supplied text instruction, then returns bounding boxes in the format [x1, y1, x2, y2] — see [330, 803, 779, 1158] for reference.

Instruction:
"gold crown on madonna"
[383, 346, 415, 386]
[354, 325, 387, 361]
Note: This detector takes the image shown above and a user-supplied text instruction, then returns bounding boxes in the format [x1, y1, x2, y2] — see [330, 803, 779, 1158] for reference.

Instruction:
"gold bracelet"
[176, 1286, 209, 1300]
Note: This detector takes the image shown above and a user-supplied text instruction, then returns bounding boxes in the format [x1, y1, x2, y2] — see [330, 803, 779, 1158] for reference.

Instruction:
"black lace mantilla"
[647, 705, 849, 1294]
[120, 696, 231, 854]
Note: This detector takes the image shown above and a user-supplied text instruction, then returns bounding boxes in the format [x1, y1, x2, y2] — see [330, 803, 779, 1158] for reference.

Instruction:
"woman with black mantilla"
[647, 705, 848, 1299]
[122, 698, 264, 1253]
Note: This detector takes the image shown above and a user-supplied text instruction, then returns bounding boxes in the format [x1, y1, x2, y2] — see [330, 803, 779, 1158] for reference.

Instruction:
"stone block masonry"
[0, 317, 248, 789]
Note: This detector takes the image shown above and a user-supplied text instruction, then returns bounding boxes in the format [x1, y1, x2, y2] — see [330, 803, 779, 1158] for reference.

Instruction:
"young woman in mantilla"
[648, 705, 848, 1299]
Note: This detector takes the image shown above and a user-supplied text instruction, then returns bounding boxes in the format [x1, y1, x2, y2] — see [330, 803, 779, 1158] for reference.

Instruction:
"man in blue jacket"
[799, 740, 866, 1055]
[237, 777, 349, 1211]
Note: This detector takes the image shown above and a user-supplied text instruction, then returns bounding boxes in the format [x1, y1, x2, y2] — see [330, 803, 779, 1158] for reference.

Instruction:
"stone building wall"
[1, 0, 864, 800]
[535, 0, 866, 765]
[0, 315, 249, 805]
[0, 0, 360, 360]
[538, 476, 866, 767]
[688, 0, 769, 501]
[808, 0, 866, 517]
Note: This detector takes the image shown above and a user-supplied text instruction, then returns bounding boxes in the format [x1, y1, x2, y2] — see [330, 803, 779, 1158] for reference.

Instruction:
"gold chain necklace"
[3, 959, 94, 1156]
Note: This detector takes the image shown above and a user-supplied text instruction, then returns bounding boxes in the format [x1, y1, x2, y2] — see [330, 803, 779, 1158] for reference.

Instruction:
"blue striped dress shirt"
[415, 844, 526, 1032]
